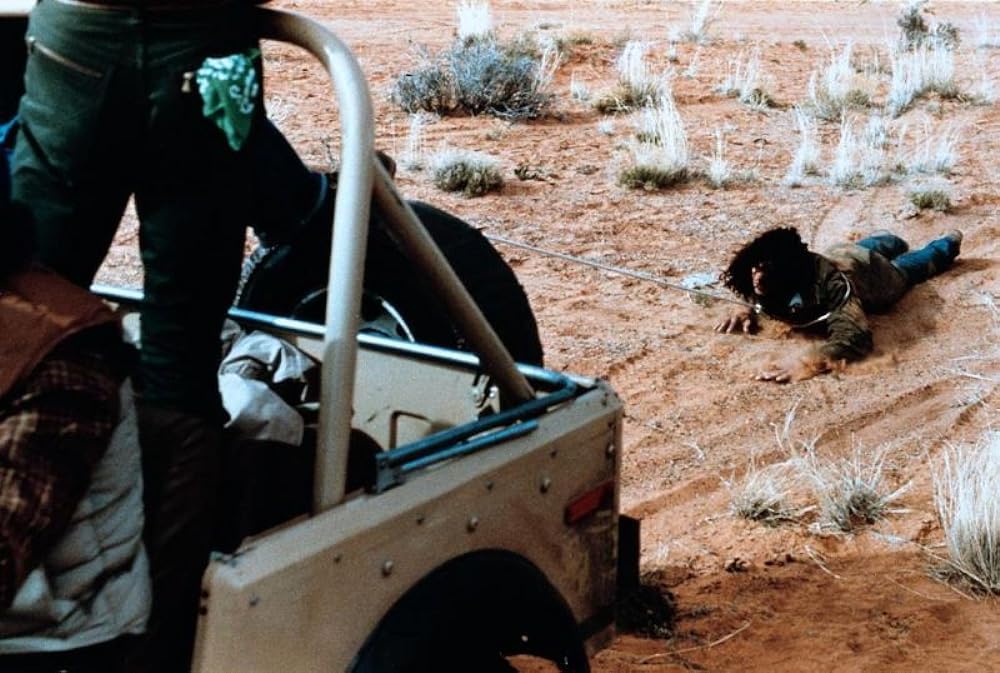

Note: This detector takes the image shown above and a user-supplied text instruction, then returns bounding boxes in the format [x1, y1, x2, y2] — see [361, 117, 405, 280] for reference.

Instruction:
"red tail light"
[564, 480, 614, 525]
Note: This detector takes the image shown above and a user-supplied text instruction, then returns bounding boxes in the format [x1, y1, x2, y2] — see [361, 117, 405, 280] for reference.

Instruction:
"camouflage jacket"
[760, 243, 909, 363]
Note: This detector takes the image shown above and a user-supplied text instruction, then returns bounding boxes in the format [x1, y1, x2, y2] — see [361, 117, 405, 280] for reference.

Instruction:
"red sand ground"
[97, 1, 999, 670]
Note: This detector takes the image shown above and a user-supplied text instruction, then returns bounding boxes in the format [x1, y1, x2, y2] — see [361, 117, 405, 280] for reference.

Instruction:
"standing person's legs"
[856, 231, 909, 260]
[9, 0, 135, 287]
[129, 8, 258, 672]
[891, 231, 962, 285]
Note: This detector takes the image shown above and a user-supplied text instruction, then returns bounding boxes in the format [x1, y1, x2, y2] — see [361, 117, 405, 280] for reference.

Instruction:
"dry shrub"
[392, 36, 556, 120]
[799, 443, 910, 533]
[806, 42, 872, 121]
[909, 188, 951, 211]
[897, 0, 961, 52]
[725, 457, 808, 526]
[784, 106, 821, 186]
[430, 149, 504, 196]
[932, 432, 1000, 594]
[619, 93, 689, 191]
[594, 41, 660, 114]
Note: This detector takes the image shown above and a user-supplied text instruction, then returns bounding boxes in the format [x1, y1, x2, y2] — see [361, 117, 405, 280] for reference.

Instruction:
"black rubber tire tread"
[236, 200, 544, 366]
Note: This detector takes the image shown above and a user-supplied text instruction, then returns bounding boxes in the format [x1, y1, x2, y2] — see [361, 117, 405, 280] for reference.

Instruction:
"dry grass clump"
[975, 13, 1000, 49]
[705, 127, 731, 188]
[430, 149, 504, 196]
[800, 444, 910, 533]
[392, 17, 557, 121]
[806, 42, 872, 121]
[619, 93, 689, 190]
[968, 55, 997, 105]
[901, 118, 962, 175]
[400, 112, 432, 171]
[725, 457, 808, 526]
[908, 188, 951, 211]
[680, 0, 723, 45]
[392, 52, 457, 115]
[715, 49, 774, 110]
[886, 43, 958, 117]
[728, 406, 909, 533]
[569, 72, 591, 102]
[932, 432, 1000, 594]
[784, 106, 821, 186]
[826, 113, 922, 189]
[456, 0, 494, 43]
[449, 39, 558, 119]
[594, 41, 661, 114]
[897, 0, 960, 52]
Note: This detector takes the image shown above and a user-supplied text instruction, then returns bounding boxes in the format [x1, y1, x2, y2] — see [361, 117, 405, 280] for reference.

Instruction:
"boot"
[129, 403, 224, 673]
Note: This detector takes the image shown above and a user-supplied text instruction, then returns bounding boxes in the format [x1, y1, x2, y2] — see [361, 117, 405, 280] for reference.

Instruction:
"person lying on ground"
[714, 227, 963, 383]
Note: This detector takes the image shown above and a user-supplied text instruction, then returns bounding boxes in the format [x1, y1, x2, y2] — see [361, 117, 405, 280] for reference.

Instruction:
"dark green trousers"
[11, 0, 260, 418]
[11, 3, 264, 672]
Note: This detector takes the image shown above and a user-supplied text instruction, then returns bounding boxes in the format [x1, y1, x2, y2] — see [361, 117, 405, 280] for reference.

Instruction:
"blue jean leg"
[892, 235, 960, 285]
[856, 233, 909, 260]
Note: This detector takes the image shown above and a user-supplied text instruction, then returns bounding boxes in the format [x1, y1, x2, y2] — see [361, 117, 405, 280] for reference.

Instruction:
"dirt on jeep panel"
[96, 1, 999, 670]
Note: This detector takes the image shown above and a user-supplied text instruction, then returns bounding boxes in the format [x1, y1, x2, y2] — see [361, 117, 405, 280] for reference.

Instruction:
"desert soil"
[97, 1, 999, 670]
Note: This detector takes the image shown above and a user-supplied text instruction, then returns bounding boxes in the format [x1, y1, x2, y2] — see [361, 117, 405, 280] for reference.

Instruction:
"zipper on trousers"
[27, 36, 103, 79]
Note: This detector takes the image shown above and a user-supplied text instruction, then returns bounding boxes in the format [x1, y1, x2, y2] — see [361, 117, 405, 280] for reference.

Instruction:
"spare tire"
[236, 200, 544, 366]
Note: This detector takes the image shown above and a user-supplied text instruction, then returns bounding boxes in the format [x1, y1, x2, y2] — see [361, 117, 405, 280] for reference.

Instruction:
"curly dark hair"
[722, 227, 813, 302]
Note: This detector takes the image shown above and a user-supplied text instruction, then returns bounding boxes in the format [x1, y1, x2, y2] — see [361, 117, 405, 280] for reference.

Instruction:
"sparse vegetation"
[569, 72, 591, 102]
[392, 52, 457, 115]
[897, 0, 960, 52]
[705, 127, 731, 188]
[594, 41, 661, 113]
[681, 0, 723, 44]
[449, 39, 558, 119]
[400, 113, 431, 171]
[886, 42, 958, 117]
[619, 93, 689, 190]
[800, 444, 910, 533]
[902, 118, 962, 175]
[932, 432, 1000, 594]
[724, 457, 806, 526]
[430, 149, 504, 196]
[456, 0, 493, 43]
[806, 42, 872, 120]
[969, 56, 997, 104]
[975, 12, 1000, 49]
[392, 5, 557, 121]
[554, 30, 595, 55]
[715, 49, 774, 109]
[784, 106, 821, 186]
[909, 188, 951, 211]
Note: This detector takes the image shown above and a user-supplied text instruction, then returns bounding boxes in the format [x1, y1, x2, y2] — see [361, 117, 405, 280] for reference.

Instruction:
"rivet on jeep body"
[467, 516, 479, 532]
[382, 560, 394, 577]
[540, 477, 552, 494]
[606, 442, 616, 457]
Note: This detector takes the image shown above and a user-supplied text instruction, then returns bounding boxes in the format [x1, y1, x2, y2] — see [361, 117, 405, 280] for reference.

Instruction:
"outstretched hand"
[755, 352, 828, 384]
[715, 307, 756, 335]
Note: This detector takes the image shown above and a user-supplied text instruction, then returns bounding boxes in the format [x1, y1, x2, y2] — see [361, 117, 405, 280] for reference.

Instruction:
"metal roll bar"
[255, 9, 534, 512]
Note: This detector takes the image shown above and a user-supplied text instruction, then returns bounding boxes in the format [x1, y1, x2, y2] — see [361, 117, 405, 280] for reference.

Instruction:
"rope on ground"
[637, 621, 752, 663]
[485, 233, 756, 310]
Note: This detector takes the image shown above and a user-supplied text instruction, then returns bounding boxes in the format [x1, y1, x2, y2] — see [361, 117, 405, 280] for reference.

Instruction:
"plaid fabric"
[0, 343, 120, 607]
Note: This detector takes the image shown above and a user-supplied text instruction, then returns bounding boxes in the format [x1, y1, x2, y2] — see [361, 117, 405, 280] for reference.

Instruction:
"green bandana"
[196, 49, 261, 151]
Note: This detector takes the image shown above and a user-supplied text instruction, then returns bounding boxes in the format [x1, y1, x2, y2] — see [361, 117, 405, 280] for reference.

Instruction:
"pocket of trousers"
[19, 35, 111, 188]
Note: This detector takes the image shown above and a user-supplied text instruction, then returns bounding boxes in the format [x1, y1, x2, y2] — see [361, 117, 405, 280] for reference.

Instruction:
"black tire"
[349, 551, 590, 673]
[237, 200, 544, 366]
